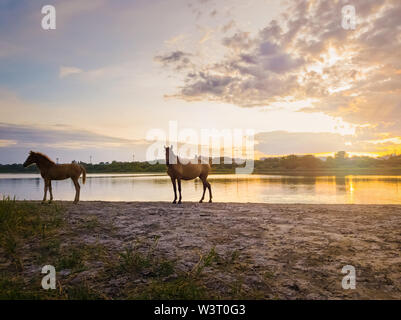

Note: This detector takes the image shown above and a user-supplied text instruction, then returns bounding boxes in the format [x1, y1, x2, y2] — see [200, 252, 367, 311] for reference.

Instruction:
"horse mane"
[33, 151, 56, 165]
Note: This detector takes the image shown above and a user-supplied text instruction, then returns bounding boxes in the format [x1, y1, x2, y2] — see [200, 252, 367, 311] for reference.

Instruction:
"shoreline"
[2, 168, 401, 176]
[13, 200, 401, 205]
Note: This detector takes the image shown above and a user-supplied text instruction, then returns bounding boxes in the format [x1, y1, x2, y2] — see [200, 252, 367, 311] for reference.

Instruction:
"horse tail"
[80, 165, 86, 184]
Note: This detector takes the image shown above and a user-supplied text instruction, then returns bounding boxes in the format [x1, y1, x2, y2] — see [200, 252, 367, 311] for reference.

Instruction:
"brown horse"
[165, 146, 212, 204]
[23, 151, 86, 204]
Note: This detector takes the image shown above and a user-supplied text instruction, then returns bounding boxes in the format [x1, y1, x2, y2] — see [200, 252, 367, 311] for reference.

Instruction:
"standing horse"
[23, 151, 86, 204]
[165, 146, 212, 204]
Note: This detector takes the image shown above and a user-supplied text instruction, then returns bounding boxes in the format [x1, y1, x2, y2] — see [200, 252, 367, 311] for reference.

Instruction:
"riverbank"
[3, 168, 401, 176]
[1, 200, 400, 299]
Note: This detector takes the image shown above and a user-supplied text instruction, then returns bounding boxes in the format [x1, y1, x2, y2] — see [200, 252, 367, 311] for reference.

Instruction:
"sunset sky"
[0, 0, 400, 163]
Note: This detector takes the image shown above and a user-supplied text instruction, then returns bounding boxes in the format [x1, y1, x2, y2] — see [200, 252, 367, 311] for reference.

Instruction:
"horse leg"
[171, 177, 177, 204]
[72, 178, 80, 204]
[199, 179, 207, 203]
[41, 179, 48, 204]
[177, 179, 182, 204]
[207, 181, 212, 203]
[48, 180, 53, 203]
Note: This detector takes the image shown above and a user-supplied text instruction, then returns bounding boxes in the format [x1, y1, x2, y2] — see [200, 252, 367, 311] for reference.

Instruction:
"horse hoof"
[172, 201, 177, 204]
[209, 200, 213, 203]
[48, 201, 52, 204]
[41, 201, 46, 205]
[178, 201, 182, 204]
[199, 200, 203, 203]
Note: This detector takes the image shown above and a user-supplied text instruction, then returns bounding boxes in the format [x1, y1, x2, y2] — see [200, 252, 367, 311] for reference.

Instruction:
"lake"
[1, 173, 401, 204]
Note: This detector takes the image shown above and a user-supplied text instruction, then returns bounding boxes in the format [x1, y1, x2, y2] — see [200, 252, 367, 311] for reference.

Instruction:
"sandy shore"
[54, 201, 401, 299]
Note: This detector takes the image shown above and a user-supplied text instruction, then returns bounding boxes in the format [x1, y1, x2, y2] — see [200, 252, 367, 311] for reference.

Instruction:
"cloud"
[221, 20, 235, 33]
[0, 123, 149, 150]
[198, 26, 214, 44]
[221, 31, 253, 50]
[255, 130, 401, 156]
[165, 34, 187, 46]
[180, 72, 234, 98]
[59, 62, 142, 83]
[59, 66, 83, 78]
[0, 123, 152, 164]
[157, 19, 307, 107]
[154, 51, 189, 64]
[0, 139, 16, 147]
[155, 0, 401, 130]
[154, 51, 193, 71]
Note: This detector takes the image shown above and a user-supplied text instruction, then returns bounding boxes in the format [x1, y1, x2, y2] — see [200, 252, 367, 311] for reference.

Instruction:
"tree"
[335, 151, 348, 159]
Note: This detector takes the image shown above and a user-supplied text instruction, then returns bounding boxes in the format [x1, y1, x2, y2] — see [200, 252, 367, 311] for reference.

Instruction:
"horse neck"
[167, 151, 180, 167]
[36, 157, 54, 172]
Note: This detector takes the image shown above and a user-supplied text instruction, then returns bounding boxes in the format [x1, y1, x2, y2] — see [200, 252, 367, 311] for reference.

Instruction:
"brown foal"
[23, 151, 86, 204]
[165, 146, 212, 204]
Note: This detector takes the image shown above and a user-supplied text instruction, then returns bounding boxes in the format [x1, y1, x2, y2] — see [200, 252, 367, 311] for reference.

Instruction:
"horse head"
[23, 151, 37, 167]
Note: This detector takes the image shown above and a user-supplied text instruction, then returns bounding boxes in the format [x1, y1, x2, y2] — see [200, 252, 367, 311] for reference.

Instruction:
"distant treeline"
[2, 152, 401, 174]
[253, 152, 401, 173]
[0, 161, 166, 174]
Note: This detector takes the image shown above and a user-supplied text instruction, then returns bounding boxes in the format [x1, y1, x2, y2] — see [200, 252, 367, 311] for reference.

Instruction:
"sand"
[61, 201, 401, 299]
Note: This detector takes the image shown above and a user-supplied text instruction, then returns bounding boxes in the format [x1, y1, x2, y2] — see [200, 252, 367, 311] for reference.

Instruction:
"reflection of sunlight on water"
[348, 176, 354, 204]
[1, 173, 401, 204]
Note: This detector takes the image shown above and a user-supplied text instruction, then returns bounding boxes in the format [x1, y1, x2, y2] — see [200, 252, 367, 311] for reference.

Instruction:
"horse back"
[48, 163, 82, 180]
[168, 163, 210, 180]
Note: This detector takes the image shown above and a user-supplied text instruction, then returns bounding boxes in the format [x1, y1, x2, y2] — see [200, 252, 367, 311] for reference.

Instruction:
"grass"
[118, 236, 176, 278]
[123, 243, 213, 299]
[0, 275, 38, 300]
[121, 243, 253, 300]
[83, 216, 100, 230]
[131, 277, 208, 300]
[0, 196, 64, 271]
[0, 197, 269, 300]
[56, 247, 85, 271]
[63, 282, 105, 300]
[0, 274, 105, 300]
[0, 197, 98, 299]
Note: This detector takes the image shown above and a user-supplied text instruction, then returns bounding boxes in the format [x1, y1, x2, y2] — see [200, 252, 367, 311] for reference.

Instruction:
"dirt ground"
[55, 201, 401, 299]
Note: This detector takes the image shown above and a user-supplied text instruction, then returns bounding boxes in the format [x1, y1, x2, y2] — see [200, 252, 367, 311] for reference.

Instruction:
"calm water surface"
[1, 173, 401, 204]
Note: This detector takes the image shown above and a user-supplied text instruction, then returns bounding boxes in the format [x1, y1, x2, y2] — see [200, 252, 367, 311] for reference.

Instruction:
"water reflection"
[1, 173, 401, 204]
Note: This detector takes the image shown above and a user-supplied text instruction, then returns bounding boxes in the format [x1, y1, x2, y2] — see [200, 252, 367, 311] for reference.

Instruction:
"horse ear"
[29, 150, 33, 155]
